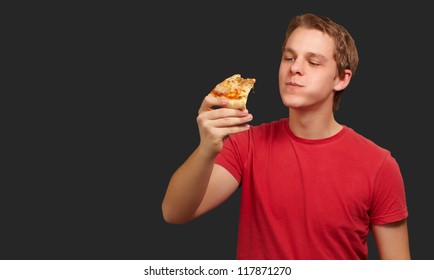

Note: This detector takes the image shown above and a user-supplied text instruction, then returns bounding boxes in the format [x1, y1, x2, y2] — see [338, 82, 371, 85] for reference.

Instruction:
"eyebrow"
[283, 47, 328, 62]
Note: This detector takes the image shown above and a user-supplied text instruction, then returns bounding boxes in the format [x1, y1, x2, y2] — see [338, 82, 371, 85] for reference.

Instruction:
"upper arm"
[192, 164, 240, 219]
[371, 219, 411, 259]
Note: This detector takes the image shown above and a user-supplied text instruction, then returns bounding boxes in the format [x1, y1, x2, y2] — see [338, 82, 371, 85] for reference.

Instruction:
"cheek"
[313, 75, 335, 92]
[278, 63, 286, 82]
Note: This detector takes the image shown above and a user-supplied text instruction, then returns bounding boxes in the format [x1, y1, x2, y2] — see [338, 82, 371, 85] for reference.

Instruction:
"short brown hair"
[282, 13, 359, 112]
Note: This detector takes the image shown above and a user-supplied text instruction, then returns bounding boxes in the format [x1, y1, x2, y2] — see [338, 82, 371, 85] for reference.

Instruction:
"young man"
[162, 13, 410, 260]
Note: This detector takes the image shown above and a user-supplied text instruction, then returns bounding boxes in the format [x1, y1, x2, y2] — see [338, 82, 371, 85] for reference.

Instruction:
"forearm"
[372, 219, 411, 260]
[162, 146, 217, 224]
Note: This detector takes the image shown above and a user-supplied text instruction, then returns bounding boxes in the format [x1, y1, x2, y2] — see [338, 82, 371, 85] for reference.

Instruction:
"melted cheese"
[211, 74, 256, 99]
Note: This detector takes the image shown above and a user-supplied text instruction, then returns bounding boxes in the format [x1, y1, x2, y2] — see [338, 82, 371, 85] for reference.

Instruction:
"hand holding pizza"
[196, 74, 255, 156]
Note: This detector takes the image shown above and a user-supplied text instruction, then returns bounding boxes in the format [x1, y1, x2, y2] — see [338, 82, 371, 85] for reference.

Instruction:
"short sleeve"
[214, 132, 249, 184]
[369, 153, 408, 225]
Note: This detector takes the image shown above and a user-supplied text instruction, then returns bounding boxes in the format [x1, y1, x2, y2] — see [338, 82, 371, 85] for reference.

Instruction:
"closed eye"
[309, 61, 320, 66]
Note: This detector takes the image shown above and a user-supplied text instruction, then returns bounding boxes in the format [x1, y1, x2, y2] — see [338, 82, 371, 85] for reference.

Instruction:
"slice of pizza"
[208, 74, 256, 109]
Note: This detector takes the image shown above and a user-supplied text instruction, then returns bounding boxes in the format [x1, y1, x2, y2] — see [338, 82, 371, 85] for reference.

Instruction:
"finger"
[222, 123, 251, 137]
[211, 113, 253, 128]
[197, 110, 250, 129]
[202, 107, 249, 121]
[199, 95, 228, 114]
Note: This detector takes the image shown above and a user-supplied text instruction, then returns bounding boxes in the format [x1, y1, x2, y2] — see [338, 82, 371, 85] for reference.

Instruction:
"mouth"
[287, 81, 303, 87]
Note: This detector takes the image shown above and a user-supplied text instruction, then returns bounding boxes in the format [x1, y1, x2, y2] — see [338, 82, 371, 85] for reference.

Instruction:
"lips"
[287, 81, 303, 87]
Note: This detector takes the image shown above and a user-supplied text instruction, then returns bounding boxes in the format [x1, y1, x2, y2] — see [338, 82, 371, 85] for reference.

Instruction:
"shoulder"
[225, 118, 287, 150]
[343, 126, 393, 160]
[250, 118, 288, 136]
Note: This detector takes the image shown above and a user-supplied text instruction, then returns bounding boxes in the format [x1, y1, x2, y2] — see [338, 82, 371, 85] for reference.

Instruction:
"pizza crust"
[225, 98, 248, 109]
[208, 74, 256, 109]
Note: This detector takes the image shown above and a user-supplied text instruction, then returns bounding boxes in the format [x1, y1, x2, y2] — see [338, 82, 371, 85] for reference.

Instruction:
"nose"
[290, 58, 304, 75]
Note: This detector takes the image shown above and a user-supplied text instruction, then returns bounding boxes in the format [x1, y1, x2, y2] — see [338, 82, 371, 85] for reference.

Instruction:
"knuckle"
[222, 117, 235, 127]
[196, 114, 205, 125]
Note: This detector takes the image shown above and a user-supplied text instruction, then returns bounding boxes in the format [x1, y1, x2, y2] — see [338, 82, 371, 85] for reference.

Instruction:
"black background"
[3, 1, 433, 260]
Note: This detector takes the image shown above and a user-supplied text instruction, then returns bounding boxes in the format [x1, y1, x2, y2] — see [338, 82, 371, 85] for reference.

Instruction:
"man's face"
[279, 27, 341, 112]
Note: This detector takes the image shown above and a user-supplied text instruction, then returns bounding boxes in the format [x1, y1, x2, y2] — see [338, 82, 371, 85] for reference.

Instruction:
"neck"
[288, 109, 342, 140]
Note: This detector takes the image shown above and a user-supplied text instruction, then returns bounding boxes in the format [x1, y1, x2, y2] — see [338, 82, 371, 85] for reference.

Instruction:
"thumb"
[202, 94, 228, 111]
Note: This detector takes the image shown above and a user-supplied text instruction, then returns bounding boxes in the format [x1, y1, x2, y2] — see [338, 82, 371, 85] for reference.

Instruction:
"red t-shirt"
[215, 118, 408, 259]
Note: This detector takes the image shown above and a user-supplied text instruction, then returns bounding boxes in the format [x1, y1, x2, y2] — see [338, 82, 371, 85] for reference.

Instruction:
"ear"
[334, 69, 352, 91]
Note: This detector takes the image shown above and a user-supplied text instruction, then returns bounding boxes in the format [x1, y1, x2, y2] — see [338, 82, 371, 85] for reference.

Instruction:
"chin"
[281, 96, 302, 109]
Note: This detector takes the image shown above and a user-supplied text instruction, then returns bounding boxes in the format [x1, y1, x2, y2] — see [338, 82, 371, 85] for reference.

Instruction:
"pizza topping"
[210, 89, 243, 100]
[208, 74, 256, 109]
